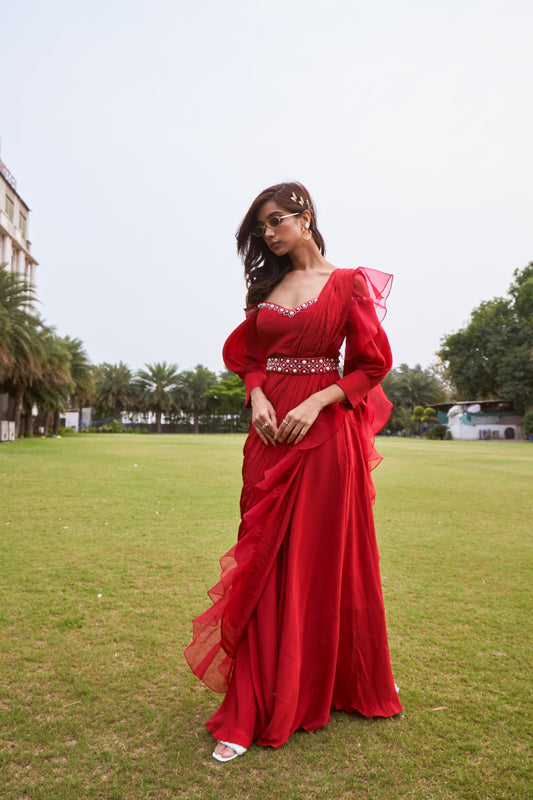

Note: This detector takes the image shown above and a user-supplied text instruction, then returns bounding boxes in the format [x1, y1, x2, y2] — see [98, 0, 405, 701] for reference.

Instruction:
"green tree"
[136, 361, 180, 434]
[397, 364, 446, 407]
[411, 405, 425, 436]
[382, 365, 446, 436]
[64, 337, 94, 416]
[439, 264, 533, 413]
[0, 264, 36, 380]
[25, 331, 72, 435]
[94, 362, 135, 421]
[0, 264, 46, 436]
[205, 373, 247, 432]
[389, 406, 413, 436]
[422, 407, 437, 428]
[523, 410, 533, 439]
[382, 363, 446, 409]
[176, 364, 217, 434]
[26, 336, 96, 435]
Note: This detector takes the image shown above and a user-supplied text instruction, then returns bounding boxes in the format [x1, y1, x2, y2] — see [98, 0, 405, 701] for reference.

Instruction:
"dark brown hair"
[236, 181, 326, 306]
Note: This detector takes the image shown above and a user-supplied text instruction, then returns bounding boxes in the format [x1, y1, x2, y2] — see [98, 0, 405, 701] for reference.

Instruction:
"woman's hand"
[251, 387, 278, 445]
[275, 383, 347, 445]
[274, 396, 323, 445]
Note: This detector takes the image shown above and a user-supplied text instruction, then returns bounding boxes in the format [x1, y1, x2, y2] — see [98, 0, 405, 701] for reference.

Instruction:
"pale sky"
[2, 0, 531, 374]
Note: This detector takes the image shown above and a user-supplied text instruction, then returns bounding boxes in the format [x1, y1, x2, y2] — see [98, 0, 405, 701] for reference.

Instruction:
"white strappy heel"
[212, 741, 248, 762]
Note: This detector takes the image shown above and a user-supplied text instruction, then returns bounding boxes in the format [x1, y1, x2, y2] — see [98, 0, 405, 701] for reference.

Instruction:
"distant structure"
[0, 143, 39, 441]
[0, 143, 38, 289]
[431, 401, 524, 440]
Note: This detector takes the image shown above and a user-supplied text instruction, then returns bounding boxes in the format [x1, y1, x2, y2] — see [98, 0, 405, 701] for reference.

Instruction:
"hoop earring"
[302, 225, 312, 241]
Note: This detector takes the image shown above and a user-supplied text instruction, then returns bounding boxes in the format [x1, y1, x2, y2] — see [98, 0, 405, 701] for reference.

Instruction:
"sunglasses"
[252, 212, 302, 238]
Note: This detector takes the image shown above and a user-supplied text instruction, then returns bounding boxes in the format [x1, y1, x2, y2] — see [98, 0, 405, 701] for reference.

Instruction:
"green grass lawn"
[0, 434, 531, 799]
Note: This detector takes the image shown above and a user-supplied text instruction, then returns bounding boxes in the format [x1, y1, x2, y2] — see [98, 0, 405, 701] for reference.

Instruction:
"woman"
[184, 181, 402, 762]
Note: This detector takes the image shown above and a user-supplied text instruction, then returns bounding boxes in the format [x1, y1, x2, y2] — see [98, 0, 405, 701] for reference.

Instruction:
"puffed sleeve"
[222, 309, 266, 407]
[336, 269, 393, 409]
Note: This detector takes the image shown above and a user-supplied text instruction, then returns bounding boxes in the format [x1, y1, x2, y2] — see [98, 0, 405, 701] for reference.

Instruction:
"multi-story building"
[0, 149, 38, 288]
[0, 147, 38, 440]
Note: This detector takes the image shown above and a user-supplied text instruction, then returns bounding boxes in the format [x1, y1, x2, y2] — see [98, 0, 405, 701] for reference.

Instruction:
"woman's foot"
[212, 741, 247, 762]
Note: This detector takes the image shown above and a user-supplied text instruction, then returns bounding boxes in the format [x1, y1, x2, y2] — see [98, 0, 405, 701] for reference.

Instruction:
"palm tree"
[94, 362, 135, 421]
[0, 264, 35, 378]
[63, 337, 94, 429]
[0, 264, 46, 436]
[136, 362, 180, 433]
[175, 364, 217, 434]
[25, 331, 72, 435]
[64, 337, 94, 404]
[384, 364, 445, 408]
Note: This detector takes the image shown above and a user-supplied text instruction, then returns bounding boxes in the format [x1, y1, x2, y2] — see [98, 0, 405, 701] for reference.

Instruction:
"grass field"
[0, 434, 531, 800]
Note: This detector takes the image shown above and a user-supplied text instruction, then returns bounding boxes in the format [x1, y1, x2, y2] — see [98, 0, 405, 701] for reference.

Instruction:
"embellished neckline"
[246, 269, 340, 317]
[257, 297, 318, 317]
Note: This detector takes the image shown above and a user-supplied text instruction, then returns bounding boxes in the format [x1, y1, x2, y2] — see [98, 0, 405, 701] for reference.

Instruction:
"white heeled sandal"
[212, 741, 248, 762]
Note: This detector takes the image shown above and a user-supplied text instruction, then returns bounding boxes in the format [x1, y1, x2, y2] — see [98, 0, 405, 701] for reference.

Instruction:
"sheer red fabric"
[184, 268, 402, 749]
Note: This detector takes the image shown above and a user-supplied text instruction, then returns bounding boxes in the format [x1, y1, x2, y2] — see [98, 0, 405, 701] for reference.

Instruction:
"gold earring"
[302, 224, 312, 241]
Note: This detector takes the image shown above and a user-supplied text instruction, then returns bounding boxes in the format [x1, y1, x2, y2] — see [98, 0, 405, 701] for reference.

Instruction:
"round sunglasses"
[252, 212, 302, 238]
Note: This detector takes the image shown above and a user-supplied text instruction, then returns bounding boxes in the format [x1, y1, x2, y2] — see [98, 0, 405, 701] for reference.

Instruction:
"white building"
[0, 147, 39, 437]
[0, 149, 38, 288]
[434, 401, 524, 441]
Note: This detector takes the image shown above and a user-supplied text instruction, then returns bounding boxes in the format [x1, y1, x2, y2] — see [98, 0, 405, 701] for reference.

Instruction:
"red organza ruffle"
[184, 268, 395, 695]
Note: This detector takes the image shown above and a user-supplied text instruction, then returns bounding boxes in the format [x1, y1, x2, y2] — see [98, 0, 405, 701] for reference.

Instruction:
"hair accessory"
[290, 191, 310, 208]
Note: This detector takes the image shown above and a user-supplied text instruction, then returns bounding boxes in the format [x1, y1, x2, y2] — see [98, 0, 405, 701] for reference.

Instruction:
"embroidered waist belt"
[266, 356, 339, 375]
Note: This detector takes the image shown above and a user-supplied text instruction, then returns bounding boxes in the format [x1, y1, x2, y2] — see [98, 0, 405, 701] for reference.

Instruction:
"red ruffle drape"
[184, 268, 401, 746]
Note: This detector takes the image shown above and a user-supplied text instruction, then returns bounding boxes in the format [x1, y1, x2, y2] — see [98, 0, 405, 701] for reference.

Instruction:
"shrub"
[58, 426, 76, 436]
[523, 410, 533, 439]
[426, 424, 448, 440]
[102, 420, 123, 433]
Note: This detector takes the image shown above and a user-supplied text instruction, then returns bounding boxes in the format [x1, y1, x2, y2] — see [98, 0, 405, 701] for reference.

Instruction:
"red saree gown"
[184, 267, 402, 749]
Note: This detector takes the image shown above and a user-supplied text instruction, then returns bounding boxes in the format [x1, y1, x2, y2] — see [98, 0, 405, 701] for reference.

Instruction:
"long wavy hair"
[236, 181, 326, 306]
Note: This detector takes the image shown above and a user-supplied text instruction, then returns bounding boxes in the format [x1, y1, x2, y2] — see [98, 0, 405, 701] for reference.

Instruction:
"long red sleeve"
[222, 310, 266, 406]
[336, 272, 393, 409]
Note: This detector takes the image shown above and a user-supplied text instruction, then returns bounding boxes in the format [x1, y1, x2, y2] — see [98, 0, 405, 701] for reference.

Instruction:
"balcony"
[0, 210, 37, 262]
[0, 209, 14, 237]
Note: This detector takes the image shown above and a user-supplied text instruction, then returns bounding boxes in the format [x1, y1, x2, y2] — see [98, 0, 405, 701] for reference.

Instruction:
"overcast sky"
[1, 0, 531, 374]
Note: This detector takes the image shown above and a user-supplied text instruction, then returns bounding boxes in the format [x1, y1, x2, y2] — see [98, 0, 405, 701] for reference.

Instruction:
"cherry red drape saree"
[184, 268, 402, 749]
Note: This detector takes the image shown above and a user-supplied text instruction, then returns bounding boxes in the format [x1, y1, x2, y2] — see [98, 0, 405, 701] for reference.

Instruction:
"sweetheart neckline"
[256, 298, 319, 317]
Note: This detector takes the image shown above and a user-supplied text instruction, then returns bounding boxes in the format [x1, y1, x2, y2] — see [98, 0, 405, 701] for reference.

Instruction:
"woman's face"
[256, 200, 309, 256]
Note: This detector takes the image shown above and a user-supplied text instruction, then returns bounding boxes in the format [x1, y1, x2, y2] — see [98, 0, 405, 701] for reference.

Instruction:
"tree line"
[1, 262, 531, 438]
[0, 263, 250, 436]
[93, 362, 248, 435]
[439, 264, 533, 415]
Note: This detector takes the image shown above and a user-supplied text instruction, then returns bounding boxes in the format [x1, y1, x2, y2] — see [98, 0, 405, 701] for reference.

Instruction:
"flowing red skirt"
[184, 371, 402, 749]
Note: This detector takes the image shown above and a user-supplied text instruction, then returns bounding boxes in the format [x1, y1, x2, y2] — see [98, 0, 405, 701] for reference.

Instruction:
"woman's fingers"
[254, 416, 277, 445]
[276, 415, 305, 444]
[293, 427, 308, 444]
[275, 418, 289, 443]
[275, 402, 319, 444]
[256, 427, 269, 445]
[287, 423, 307, 444]
[251, 397, 278, 445]
[276, 415, 295, 443]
